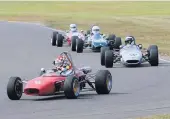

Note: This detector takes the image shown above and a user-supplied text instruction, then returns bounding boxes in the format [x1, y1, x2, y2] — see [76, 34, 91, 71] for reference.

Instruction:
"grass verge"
[137, 114, 170, 119]
[0, 1, 170, 55]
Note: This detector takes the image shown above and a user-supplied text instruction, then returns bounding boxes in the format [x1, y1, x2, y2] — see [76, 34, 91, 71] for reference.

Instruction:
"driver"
[91, 25, 100, 35]
[69, 24, 78, 33]
[125, 36, 135, 45]
[87, 25, 100, 45]
[53, 55, 73, 75]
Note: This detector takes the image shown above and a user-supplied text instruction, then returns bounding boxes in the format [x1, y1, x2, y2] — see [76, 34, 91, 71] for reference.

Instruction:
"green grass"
[0, 1, 170, 55]
[137, 114, 170, 119]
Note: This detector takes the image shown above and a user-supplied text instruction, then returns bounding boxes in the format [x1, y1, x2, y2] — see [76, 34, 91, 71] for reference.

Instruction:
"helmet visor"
[93, 29, 99, 32]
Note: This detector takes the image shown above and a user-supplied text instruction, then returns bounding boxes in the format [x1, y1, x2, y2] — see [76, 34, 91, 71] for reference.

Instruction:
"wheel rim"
[15, 80, 22, 97]
[73, 79, 80, 96]
[106, 74, 112, 91]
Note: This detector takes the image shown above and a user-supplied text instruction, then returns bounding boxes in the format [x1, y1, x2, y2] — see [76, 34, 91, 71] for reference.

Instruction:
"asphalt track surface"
[1, 21, 170, 119]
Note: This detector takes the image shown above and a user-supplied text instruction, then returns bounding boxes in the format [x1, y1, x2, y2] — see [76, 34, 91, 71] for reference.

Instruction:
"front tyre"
[105, 50, 114, 68]
[7, 77, 23, 100]
[51, 31, 58, 46]
[95, 70, 112, 94]
[71, 36, 78, 51]
[148, 45, 159, 66]
[64, 76, 80, 99]
[101, 47, 110, 66]
[56, 34, 64, 47]
[76, 39, 84, 53]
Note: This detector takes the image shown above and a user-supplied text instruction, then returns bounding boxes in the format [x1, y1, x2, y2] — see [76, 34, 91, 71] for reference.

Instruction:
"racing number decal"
[35, 80, 41, 84]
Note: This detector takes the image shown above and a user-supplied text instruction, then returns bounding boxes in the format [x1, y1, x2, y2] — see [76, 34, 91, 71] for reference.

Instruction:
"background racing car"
[100, 36, 159, 68]
[51, 24, 86, 47]
[71, 25, 122, 53]
[7, 52, 112, 100]
[51, 30, 86, 47]
[70, 33, 122, 53]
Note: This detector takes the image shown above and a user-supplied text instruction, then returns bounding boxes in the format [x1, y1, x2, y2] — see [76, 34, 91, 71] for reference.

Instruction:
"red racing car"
[51, 31, 86, 48]
[66, 30, 86, 46]
[7, 52, 112, 100]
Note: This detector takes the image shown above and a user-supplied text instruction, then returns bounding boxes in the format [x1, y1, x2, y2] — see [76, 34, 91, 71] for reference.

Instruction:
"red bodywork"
[66, 32, 85, 46]
[24, 70, 84, 96]
[24, 52, 85, 96]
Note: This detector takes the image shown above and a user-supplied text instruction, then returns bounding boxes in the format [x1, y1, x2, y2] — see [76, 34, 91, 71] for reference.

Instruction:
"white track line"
[160, 58, 170, 63]
[2, 20, 170, 63]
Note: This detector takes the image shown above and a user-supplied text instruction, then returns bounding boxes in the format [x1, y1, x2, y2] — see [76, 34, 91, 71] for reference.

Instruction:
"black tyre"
[51, 31, 58, 46]
[64, 75, 80, 99]
[76, 39, 84, 53]
[56, 34, 63, 47]
[105, 50, 114, 68]
[114, 37, 122, 49]
[108, 34, 116, 40]
[101, 47, 110, 66]
[7, 77, 23, 100]
[148, 45, 159, 66]
[95, 70, 112, 94]
[71, 36, 78, 51]
[107, 34, 116, 50]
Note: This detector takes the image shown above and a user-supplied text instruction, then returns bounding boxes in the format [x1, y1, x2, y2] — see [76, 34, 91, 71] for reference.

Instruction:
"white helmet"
[92, 26, 100, 34]
[70, 24, 77, 32]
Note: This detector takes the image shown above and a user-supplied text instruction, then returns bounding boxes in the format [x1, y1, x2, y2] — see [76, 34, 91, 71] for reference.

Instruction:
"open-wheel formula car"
[72, 33, 122, 53]
[101, 43, 159, 68]
[7, 52, 112, 100]
[66, 30, 86, 46]
[51, 30, 86, 48]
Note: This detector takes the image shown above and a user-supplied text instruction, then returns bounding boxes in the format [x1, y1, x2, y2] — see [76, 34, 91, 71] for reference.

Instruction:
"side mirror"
[53, 61, 55, 65]
[119, 45, 123, 49]
[138, 44, 142, 49]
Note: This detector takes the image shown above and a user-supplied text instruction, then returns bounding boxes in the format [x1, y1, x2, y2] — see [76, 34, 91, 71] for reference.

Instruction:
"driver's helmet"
[125, 36, 135, 45]
[80, 30, 84, 34]
[92, 26, 100, 35]
[53, 55, 72, 72]
[70, 24, 77, 32]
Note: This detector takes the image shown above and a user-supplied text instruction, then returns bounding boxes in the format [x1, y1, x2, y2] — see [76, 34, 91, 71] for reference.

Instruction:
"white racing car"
[101, 43, 159, 68]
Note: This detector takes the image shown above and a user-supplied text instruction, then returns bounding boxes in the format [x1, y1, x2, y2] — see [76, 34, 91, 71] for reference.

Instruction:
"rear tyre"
[56, 34, 64, 47]
[101, 47, 110, 66]
[76, 39, 84, 53]
[95, 70, 112, 94]
[114, 37, 122, 49]
[105, 50, 114, 68]
[107, 34, 116, 50]
[148, 45, 159, 66]
[64, 76, 80, 99]
[51, 31, 58, 46]
[7, 77, 23, 100]
[108, 34, 116, 41]
[71, 36, 78, 51]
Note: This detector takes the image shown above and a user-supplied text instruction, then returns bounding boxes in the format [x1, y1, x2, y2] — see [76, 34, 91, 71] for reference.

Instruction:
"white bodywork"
[66, 31, 86, 41]
[120, 45, 144, 65]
